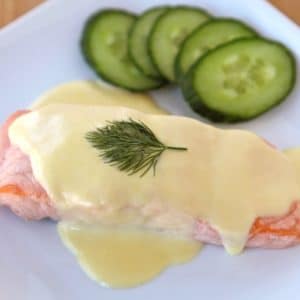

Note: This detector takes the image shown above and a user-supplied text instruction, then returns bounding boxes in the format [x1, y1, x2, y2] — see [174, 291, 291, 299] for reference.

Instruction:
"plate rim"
[0, 0, 299, 41]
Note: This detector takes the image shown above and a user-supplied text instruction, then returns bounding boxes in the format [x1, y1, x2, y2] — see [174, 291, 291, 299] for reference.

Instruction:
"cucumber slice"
[128, 6, 170, 79]
[175, 19, 257, 81]
[181, 38, 296, 122]
[81, 10, 162, 91]
[149, 6, 210, 82]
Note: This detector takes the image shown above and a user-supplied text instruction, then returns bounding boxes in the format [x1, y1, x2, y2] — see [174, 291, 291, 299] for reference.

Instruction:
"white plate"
[0, 0, 300, 299]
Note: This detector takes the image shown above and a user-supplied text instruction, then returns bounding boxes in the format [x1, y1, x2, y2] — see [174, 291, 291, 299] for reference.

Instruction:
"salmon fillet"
[1, 111, 300, 249]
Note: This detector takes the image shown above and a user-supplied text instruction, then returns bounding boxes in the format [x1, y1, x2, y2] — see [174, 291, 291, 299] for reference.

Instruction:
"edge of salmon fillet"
[0, 111, 57, 220]
[0, 111, 300, 249]
[194, 202, 300, 249]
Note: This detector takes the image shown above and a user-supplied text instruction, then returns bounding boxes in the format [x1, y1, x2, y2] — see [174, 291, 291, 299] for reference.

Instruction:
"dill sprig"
[85, 118, 187, 177]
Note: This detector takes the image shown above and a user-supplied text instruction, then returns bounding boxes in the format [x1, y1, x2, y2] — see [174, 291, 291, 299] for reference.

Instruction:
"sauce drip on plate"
[58, 223, 201, 288]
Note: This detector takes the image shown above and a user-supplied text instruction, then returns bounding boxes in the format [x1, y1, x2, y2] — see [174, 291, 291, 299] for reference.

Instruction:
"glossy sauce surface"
[58, 223, 201, 288]
[10, 104, 300, 254]
[31, 80, 167, 115]
[285, 148, 300, 182]
[8, 82, 300, 288]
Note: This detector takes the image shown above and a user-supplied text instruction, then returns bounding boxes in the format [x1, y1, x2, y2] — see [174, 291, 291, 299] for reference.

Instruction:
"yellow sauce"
[9, 104, 300, 255]
[31, 80, 167, 115]
[285, 148, 300, 182]
[9, 82, 300, 287]
[58, 222, 201, 288]
[30, 82, 194, 288]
